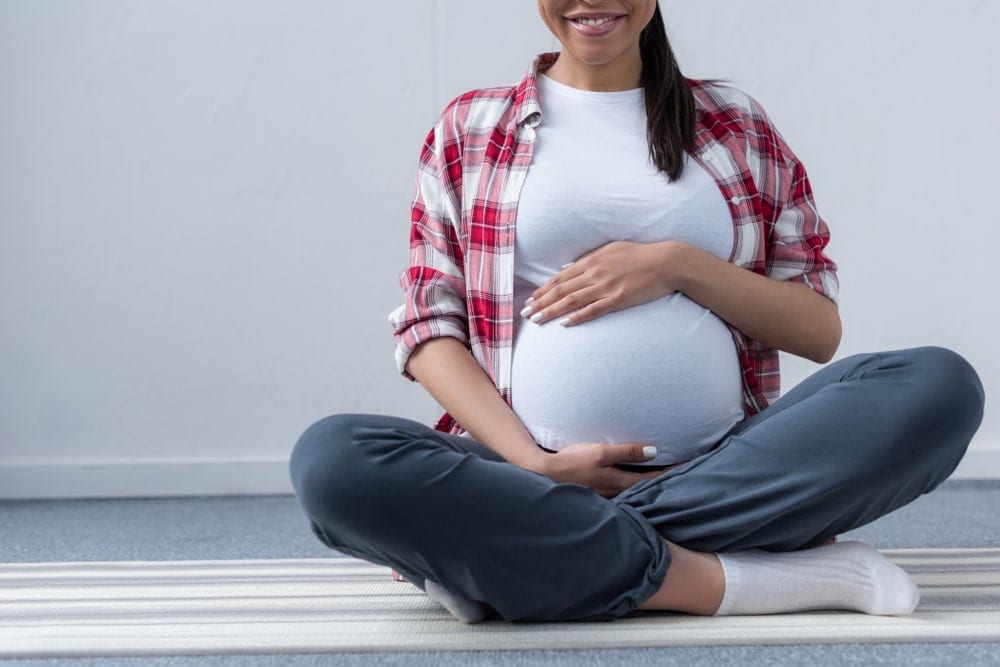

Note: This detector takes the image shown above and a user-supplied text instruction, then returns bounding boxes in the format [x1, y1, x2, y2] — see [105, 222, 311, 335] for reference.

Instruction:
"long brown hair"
[640, 3, 696, 181]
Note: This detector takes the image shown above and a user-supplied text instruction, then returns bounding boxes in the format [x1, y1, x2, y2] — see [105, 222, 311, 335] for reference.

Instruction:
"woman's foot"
[714, 540, 920, 616]
[424, 579, 491, 623]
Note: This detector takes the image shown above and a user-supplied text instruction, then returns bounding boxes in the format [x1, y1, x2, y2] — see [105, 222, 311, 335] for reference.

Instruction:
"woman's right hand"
[528, 442, 676, 498]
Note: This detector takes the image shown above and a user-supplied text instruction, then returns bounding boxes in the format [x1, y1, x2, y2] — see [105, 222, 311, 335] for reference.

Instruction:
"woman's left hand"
[522, 240, 683, 327]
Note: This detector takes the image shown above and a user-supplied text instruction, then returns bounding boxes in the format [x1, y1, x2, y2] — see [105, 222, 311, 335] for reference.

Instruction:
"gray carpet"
[1, 644, 999, 667]
[2, 480, 999, 666]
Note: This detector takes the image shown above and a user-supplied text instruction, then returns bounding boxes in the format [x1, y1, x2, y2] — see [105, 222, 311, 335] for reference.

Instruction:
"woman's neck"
[542, 48, 643, 92]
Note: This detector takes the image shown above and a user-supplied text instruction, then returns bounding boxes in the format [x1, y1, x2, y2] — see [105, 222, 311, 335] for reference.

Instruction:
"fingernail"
[530, 312, 543, 323]
[559, 317, 571, 327]
[525, 297, 535, 306]
[642, 446, 658, 458]
[520, 305, 533, 317]
[561, 262, 573, 268]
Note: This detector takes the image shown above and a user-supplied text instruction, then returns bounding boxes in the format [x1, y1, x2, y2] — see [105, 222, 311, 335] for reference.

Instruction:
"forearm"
[405, 337, 546, 470]
[669, 242, 841, 362]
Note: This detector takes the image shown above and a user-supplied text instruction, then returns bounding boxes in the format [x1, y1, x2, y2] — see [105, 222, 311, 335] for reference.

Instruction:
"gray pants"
[288, 347, 984, 621]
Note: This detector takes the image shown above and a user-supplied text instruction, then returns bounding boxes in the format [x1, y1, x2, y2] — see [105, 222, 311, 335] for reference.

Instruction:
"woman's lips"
[567, 15, 624, 37]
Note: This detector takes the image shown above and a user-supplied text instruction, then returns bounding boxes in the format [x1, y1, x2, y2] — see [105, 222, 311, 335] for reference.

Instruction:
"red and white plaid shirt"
[389, 53, 838, 435]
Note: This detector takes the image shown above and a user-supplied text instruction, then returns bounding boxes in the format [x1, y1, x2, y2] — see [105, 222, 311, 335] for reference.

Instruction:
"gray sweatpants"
[288, 347, 984, 622]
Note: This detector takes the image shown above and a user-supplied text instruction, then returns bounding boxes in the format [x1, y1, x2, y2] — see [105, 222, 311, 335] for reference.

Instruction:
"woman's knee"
[895, 347, 985, 468]
[905, 346, 984, 425]
[288, 413, 380, 516]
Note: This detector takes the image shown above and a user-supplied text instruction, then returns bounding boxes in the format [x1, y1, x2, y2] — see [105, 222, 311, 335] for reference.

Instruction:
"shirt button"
[730, 196, 742, 205]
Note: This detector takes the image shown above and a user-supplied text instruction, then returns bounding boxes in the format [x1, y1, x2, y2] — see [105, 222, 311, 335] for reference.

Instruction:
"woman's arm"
[523, 239, 841, 363]
[670, 241, 841, 363]
[406, 336, 665, 497]
[405, 337, 543, 470]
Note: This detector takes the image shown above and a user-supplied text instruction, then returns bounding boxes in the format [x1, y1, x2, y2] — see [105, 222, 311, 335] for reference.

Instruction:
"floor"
[2, 480, 999, 666]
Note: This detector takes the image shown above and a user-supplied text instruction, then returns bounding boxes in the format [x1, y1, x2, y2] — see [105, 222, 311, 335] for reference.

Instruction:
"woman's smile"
[565, 13, 625, 37]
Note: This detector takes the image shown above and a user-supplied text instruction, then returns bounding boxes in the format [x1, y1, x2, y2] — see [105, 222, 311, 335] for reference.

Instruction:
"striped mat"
[1, 549, 999, 657]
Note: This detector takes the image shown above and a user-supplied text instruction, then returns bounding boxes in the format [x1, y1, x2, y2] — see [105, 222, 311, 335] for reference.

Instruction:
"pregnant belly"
[510, 294, 745, 465]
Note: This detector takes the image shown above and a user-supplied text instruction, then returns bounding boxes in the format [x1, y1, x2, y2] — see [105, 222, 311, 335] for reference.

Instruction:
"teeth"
[575, 16, 616, 26]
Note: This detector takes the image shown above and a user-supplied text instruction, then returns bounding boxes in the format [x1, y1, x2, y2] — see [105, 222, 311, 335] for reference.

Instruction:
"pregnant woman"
[289, 1, 985, 622]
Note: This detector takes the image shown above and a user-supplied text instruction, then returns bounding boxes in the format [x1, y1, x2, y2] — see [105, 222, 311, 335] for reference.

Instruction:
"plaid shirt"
[389, 53, 839, 435]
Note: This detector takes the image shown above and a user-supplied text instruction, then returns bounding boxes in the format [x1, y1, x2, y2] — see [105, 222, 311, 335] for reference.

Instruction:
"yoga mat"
[1, 549, 998, 657]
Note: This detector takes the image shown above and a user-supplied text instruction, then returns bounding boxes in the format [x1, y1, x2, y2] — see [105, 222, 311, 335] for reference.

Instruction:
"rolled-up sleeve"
[753, 102, 839, 305]
[388, 123, 469, 380]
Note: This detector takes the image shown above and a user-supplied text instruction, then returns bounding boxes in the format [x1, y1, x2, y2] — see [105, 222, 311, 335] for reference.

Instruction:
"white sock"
[714, 541, 919, 616]
[424, 579, 490, 624]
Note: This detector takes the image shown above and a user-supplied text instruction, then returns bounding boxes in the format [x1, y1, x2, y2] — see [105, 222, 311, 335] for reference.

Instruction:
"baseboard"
[0, 459, 294, 500]
[1, 444, 998, 500]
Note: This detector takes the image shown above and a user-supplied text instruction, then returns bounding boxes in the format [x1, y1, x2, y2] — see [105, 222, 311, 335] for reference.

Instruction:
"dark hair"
[640, 3, 696, 181]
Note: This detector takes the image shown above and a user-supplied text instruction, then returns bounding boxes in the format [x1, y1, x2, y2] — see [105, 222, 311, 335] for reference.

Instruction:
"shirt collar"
[514, 52, 559, 128]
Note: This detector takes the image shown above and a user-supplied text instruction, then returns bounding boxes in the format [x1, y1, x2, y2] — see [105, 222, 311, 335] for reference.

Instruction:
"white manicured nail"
[520, 305, 533, 317]
[559, 317, 571, 327]
[530, 312, 543, 323]
[561, 262, 573, 269]
[525, 297, 535, 306]
[642, 446, 658, 458]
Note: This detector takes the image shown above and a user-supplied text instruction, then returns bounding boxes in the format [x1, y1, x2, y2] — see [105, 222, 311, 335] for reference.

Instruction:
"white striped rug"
[1, 549, 999, 658]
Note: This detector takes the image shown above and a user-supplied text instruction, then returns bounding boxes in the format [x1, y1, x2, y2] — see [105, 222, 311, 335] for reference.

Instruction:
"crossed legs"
[289, 347, 984, 621]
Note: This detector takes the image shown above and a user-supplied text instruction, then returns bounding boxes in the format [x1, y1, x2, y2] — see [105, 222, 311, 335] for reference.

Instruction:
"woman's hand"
[521, 240, 681, 327]
[521, 238, 841, 361]
[527, 442, 679, 498]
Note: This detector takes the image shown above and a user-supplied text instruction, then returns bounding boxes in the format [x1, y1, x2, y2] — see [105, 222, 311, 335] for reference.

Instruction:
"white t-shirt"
[510, 74, 745, 466]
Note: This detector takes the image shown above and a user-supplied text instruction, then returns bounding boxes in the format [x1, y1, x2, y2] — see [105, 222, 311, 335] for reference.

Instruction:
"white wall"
[1, 0, 996, 499]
